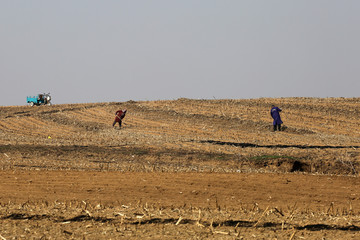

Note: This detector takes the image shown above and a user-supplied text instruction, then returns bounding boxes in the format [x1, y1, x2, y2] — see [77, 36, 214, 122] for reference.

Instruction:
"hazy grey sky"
[1, 1, 359, 106]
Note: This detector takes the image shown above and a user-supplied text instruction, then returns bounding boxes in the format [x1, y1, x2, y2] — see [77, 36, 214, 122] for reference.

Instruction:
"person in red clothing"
[113, 109, 127, 128]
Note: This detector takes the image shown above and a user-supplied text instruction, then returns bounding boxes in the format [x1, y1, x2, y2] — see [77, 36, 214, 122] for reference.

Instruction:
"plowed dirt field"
[0, 98, 360, 239]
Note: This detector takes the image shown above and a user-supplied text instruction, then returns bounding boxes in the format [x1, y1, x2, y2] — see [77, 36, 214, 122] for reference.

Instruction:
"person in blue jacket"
[270, 105, 283, 131]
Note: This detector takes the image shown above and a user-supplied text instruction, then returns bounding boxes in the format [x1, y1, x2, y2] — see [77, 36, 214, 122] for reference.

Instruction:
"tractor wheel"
[30, 102, 34, 107]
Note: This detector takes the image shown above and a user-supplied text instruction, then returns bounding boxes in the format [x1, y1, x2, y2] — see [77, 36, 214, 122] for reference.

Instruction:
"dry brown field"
[0, 97, 360, 239]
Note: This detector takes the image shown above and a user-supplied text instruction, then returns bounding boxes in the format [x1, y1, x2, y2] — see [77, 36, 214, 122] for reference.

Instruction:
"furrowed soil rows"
[0, 98, 360, 239]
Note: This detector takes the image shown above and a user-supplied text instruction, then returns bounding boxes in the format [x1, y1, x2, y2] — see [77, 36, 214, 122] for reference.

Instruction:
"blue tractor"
[27, 93, 52, 106]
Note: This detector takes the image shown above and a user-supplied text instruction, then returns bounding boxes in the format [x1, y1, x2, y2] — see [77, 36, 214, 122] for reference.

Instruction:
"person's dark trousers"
[113, 120, 122, 127]
[273, 124, 281, 131]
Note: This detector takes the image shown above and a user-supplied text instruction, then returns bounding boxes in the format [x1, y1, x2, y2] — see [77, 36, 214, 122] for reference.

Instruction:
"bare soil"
[0, 98, 360, 239]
